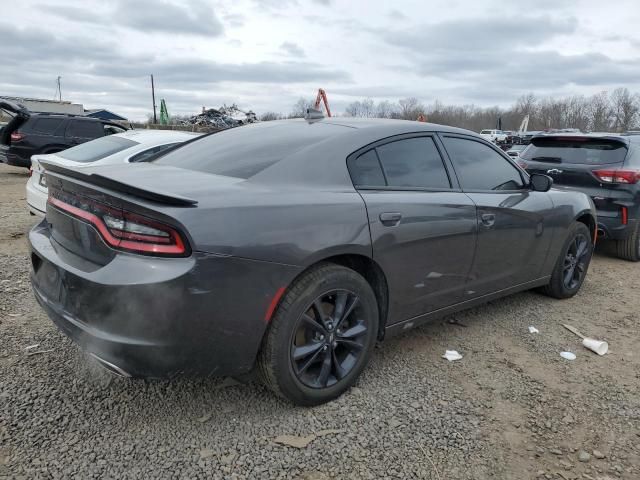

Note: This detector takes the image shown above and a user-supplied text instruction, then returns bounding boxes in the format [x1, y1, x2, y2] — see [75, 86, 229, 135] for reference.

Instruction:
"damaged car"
[29, 118, 596, 405]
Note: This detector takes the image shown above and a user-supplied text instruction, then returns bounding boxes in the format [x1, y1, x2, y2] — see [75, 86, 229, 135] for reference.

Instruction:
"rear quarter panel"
[541, 188, 596, 275]
[173, 187, 372, 267]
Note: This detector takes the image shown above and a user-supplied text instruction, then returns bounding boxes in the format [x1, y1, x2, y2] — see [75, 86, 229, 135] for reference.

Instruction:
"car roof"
[283, 116, 478, 136]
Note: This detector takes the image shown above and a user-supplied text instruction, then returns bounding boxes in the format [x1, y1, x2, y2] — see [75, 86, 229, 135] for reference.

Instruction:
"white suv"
[479, 129, 507, 143]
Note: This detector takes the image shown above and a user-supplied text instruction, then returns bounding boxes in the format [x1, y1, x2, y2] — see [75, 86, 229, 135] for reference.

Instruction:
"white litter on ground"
[560, 351, 576, 360]
[528, 326, 539, 334]
[442, 350, 463, 362]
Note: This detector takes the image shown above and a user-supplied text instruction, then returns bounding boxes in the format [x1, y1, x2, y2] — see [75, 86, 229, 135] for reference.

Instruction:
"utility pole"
[150, 74, 157, 124]
[55, 76, 62, 102]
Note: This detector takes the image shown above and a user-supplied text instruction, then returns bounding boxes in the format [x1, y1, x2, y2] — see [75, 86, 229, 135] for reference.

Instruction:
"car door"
[348, 134, 477, 324]
[439, 134, 554, 299]
[65, 120, 104, 146]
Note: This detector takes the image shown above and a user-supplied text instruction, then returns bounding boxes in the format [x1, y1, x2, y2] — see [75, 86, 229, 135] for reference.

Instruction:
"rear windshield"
[480, 130, 492, 134]
[520, 137, 628, 165]
[57, 136, 138, 162]
[153, 122, 348, 179]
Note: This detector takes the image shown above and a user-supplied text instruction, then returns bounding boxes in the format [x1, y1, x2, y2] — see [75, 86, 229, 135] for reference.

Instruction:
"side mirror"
[530, 173, 553, 192]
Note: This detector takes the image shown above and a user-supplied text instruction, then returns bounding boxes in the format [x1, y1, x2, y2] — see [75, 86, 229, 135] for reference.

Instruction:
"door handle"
[379, 212, 402, 226]
[480, 213, 495, 228]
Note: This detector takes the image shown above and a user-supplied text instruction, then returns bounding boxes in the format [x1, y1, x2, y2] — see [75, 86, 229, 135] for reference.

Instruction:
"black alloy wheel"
[258, 263, 379, 405]
[542, 222, 593, 299]
[562, 233, 589, 289]
[291, 290, 367, 389]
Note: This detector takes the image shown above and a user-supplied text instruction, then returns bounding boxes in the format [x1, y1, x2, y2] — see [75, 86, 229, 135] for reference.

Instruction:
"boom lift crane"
[314, 89, 331, 117]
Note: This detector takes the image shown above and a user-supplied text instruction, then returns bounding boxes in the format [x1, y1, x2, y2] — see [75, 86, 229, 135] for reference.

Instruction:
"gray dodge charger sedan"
[29, 118, 596, 405]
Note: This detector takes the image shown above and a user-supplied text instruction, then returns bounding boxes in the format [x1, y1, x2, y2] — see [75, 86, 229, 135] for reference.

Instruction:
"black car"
[29, 118, 596, 405]
[0, 100, 128, 168]
[520, 134, 640, 261]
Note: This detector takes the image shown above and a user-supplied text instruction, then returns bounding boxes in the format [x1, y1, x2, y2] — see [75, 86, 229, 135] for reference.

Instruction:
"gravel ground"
[0, 162, 638, 479]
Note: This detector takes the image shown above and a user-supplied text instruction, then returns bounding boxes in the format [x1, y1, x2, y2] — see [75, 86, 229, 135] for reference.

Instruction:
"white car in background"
[26, 129, 200, 216]
[479, 129, 507, 143]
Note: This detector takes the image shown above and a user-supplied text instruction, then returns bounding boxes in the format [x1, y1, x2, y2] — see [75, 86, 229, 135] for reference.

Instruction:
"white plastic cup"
[582, 338, 608, 356]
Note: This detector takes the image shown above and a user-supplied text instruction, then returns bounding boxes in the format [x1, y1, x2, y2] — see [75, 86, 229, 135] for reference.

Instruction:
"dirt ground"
[0, 162, 638, 479]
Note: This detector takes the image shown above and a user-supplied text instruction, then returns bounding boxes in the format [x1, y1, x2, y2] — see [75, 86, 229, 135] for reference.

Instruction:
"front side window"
[442, 136, 525, 191]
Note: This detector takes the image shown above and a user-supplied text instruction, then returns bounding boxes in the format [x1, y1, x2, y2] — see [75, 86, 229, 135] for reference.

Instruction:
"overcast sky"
[3, 0, 640, 121]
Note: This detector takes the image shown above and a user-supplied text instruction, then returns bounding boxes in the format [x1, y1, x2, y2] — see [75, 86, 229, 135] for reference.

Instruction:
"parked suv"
[520, 134, 640, 261]
[479, 129, 507, 144]
[0, 100, 128, 168]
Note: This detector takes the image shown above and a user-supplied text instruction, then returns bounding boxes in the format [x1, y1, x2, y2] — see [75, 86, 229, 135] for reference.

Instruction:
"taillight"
[621, 206, 628, 225]
[10, 132, 25, 142]
[593, 169, 640, 184]
[29, 167, 33, 177]
[47, 193, 189, 257]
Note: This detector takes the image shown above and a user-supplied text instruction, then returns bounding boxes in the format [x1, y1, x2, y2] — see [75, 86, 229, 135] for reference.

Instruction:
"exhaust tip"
[89, 353, 132, 378]
[597, 228, 606, 239]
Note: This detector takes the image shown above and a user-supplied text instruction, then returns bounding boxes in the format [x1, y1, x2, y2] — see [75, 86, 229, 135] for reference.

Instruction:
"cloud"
[387, 9, 406, 20]
[116, 0, 223, 36]
[384, 15, 577, 53]
[280, 41, 306, 58]
[39, 0, 224, 36]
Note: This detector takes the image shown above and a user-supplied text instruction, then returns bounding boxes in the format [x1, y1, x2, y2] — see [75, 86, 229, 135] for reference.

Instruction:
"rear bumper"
[25, 179, 47, 217]
[28, 221, 301, 377]
[597, 216, 638, 241]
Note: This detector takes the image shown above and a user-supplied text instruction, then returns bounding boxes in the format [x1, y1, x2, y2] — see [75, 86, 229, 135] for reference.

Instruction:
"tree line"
[260, 87, 640, 133]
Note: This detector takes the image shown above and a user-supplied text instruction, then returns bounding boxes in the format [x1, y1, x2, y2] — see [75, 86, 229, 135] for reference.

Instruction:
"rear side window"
[520, 137, 628, 165]
[376, 137, 451, 188]
[57, 136, 139, 162]
[29, 118, 64, 134]
[66, 120, 104, 139]
[349, 137, 451, 189]
[442, 136, 524, 191]
[348, 150, 386, 186]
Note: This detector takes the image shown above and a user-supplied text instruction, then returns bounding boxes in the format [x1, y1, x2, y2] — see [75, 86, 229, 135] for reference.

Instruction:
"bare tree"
[375, 100, 398, 119]
[610, 87, 639, 132]
[398, 97, 425, 120]
[587, 91, 612, 131]
[260, 112, 284, 121]
[289, 97, 314, 118]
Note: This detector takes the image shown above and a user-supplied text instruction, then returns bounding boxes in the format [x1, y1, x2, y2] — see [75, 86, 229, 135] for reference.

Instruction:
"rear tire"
[615, 222, 640, 262]
[542, 222, 593, 299]
[258, 263, 378, 406]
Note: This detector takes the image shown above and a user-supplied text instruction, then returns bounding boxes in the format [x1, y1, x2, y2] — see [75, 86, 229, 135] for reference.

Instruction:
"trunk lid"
[41, 163, 243, 264]
[0, 100, 30, 146]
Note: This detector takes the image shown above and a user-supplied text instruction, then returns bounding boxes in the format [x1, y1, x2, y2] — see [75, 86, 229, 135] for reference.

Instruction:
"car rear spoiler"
[40, 161, 198, 206]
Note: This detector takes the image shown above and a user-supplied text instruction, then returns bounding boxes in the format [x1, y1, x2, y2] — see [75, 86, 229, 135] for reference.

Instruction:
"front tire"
[258, 264, 379, 406]
[615, 221, 640, 262]
[542, 222, 593, 299]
